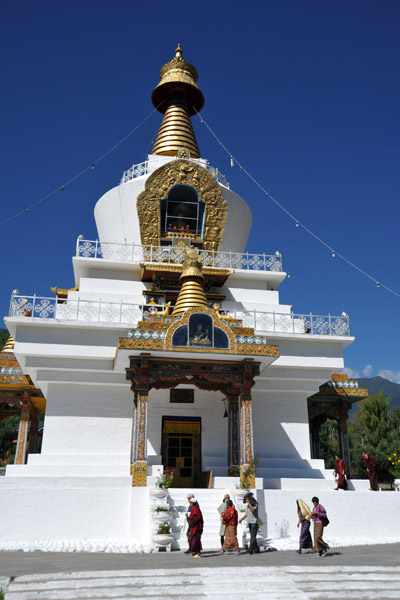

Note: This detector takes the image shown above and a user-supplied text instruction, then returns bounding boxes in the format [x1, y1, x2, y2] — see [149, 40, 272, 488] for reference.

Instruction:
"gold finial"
[2, 334, 15, 352]
[180, 247, 205, 281]
[175, 43, 183, 60]
[151, 45, 204, 158]
[172, 248, 209, 316]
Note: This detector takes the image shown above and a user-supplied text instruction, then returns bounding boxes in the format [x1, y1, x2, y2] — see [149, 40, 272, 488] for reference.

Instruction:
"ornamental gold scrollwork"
[137, 160, 228, 251]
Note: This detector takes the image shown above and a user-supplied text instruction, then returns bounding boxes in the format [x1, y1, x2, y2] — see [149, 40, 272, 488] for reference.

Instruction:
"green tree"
[0, 416, 19, 466]
[0, 328, 9, 350]
[319, 419, 339, 469]
[348, 392, 400, 482]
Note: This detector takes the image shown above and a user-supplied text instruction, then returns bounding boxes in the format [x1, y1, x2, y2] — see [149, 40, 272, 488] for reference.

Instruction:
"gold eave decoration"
[140, 263, 233, 277]
[323, 387, 368, 398]
[50, 285, 79, 297]
[136, 159, 228, 251]
[117, 306, 279, 358]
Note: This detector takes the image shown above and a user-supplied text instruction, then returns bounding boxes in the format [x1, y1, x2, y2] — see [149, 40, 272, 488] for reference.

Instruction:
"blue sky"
[1, 1, 399, 382]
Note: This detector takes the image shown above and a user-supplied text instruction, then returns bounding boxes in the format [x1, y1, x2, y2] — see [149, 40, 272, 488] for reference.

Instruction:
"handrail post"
[120, 300, 123, 324]
[95, 239, 99, 259]
[98, 299, 102, 322]
[273, 310, 276, 332]
[328, 313, 332, 335]
[310, 313, 314, 335]
[263, 253, 266, 270]
[76, 237, 80, 257]
[246, 251, 249, 270]
[32, 294, 36, 318]
[76, 297, 80, 320]
[347, 315, 350, 336]
[9, 292, 15, 316]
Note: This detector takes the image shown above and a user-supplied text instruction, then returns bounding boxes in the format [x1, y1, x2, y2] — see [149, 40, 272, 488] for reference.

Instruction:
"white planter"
[394, 479, 400, 491]
[149, 488, 169, 500]
[152, 533, 175, 552]
[151, 511, 173, 523]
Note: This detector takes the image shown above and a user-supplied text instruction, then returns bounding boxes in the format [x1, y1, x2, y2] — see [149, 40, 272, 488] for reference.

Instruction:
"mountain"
[355, 376, 400, 410]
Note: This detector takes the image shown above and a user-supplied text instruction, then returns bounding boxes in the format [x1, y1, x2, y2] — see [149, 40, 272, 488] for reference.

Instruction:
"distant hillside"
[355, 376, 400, 410]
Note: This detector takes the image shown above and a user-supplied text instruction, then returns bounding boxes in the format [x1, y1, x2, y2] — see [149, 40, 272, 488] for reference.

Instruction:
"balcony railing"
[76, 239, 284, 272]
[8, 295, 350, 336]
[120, 158, 230, 188]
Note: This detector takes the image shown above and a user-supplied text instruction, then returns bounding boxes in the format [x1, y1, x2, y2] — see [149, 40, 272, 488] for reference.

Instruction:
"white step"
[27, 455, 129, 467]
[6, 465, 129, 477]
[5, 566, 400, 600]
[261, 478, 372, 491]
[158, 488, 240, 551]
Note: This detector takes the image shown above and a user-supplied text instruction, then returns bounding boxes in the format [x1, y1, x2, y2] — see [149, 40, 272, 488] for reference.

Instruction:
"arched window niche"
[160, 185, 206, 240]
[171, 313, 230, 350]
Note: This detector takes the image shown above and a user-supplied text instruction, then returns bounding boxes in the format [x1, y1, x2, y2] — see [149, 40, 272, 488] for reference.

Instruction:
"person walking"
[296, 498, 313, 554]
[239, 492, 260, 555]
[311, 496, 330, 557]
[188, 497, 203, 558]
[333, 455, 348, 490]
[184, 493, 195, 553]
[360, 452, 379, 491]
[217, 493, 230, 548]
[220, 499, 240, 555]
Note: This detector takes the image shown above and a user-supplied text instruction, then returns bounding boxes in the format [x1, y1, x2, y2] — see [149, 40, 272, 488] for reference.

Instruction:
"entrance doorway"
[161, 417, 201, 488]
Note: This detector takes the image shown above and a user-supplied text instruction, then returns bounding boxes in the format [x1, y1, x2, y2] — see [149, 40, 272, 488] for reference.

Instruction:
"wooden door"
[166, 433, 195, 487]
[161, 417, 201, 488]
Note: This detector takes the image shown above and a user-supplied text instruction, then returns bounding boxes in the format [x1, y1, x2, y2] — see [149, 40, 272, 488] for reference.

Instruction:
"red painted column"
[130, 392, 148, 486]
[227, 395, 240, 476]
[15, 394, 30, 465]
[240, 392, 255, 488]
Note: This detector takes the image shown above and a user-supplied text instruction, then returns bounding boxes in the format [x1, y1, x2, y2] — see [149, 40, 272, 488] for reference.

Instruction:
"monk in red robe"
[360, 452, 379, 490]
[188, 498, 204, 558]
[334, 455, 348, 490]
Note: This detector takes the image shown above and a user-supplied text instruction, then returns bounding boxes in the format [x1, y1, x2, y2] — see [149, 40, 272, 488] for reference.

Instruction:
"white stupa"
[2, 45, 397, 550]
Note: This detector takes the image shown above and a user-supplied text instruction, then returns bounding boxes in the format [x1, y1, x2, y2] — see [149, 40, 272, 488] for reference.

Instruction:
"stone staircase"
[5, 566, 400, 599]
[157, 488, 230, 551]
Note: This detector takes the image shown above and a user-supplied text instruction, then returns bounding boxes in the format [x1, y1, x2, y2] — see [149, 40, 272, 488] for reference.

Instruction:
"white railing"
[8, 295, 351, 336]
[76, 239, 284, 272]
[120, 158, 230, 188]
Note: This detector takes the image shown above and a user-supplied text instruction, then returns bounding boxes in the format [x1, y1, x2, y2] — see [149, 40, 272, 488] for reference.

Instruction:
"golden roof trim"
[140, 262, 233, 277]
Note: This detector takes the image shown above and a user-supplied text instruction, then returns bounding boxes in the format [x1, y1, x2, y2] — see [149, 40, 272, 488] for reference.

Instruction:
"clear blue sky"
[1, 1, 399, 382]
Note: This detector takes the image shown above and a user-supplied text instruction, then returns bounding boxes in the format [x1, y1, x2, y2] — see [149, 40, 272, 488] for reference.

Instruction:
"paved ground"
[0, 543, 398, 577]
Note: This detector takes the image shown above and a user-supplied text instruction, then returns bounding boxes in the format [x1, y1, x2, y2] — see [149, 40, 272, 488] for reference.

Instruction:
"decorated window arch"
[160, 185, 205, 238]
[172, 313, 229, 350]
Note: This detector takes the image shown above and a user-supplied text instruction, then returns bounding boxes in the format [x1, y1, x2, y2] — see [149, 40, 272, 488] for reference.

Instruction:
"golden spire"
[172, 248, 209, 316]
[2, 334, 15, 352]
[151, 45, 204, 159]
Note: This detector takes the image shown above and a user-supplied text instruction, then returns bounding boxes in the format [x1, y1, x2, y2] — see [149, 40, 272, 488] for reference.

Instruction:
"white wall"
[0, 478, 132, 541]
[253, 391, 311, 460]
[258, 490, 400, 542]
[219, 187, 252, 253]
[94, 177, 145, 246]
[40, 383, 132, 457]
